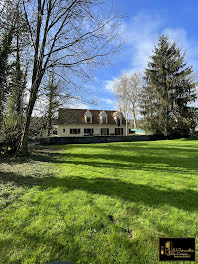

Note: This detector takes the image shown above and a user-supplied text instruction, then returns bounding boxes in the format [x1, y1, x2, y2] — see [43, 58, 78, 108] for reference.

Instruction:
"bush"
[1, 97, 22, 154]
[189, 131, 198, 139]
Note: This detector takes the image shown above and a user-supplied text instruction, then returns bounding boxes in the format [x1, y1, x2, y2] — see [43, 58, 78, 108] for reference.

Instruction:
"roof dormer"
[84, 110, 92, 123]
[99, 110, 108, 124]
[113, 111, 122, 126]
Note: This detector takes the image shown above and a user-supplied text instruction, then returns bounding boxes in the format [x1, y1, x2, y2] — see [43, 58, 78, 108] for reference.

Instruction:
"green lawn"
[0, 139, 198, 264]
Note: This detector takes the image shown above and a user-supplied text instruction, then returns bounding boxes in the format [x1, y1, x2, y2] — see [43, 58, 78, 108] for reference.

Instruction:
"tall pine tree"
[140, 35, 197, 137]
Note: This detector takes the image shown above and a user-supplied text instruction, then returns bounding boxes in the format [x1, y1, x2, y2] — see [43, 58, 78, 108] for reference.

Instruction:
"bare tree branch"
[17, 0, 124, 155]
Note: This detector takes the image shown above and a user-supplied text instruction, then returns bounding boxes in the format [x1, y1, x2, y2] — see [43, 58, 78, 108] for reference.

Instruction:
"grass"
[0, 139, 198, 264]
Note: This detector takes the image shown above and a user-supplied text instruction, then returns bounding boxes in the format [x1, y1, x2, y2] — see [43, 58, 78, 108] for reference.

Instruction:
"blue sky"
[78, 0, 198, 110]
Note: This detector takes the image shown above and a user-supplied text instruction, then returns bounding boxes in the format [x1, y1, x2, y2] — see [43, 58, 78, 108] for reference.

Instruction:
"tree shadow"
[1, 140, 197, 212]
[0, 170, 51, 188]
[1, 141, 198, 174]
[0, 185, 139, 264]
[0, 170, 53, 210]
[29, 146, 198, 176]
[0, 171, 197, 212]
[44, 176, 198, 212]
[1, 141, 197, 263]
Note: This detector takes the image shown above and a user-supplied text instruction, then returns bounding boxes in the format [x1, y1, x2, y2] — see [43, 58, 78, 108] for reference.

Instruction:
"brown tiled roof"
[57, 108, 126, 125]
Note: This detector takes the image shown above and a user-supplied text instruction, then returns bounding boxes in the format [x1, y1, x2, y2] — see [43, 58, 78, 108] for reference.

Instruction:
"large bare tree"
[16, 0, 123, 155]
[114, 71, 143, 129]
[115, 75, 130, 135]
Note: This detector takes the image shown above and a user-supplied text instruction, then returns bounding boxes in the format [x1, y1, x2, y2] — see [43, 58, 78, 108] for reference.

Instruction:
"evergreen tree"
[9, 33, 27, 123]
[1, 96, 22, 153]
[0, 28, 14, 125]
[0, 1, 29, 129]
[46, 71, 60, 136]
[140, 35, 197, 136]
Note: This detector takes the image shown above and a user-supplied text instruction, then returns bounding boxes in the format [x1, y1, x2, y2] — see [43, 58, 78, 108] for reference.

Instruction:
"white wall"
[57, 124, 126, 137]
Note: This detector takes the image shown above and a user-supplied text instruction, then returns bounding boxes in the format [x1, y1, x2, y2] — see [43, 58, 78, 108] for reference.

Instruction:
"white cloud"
[66, 98, 88, 109]
[104, 79, 117, 92]
[126, 11, 198, 71]
[67, 102, 88, 109]
[162, 28, 198, 70]
[103, 11, 198, 93]
[100, 98, 114, 105]
[124, 12, 164, 71]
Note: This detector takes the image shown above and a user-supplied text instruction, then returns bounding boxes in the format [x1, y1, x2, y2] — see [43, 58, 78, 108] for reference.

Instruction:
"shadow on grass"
[1, 141, 197, 263]
[1, 141, 198, 212]
[0, 171, 54, 187]
[65, 141, 198, 150]
[29, 146, 198, 175]
[1, 170, 198, 212]
[1, 141, 198, 172]
[0, 190, 137, 264]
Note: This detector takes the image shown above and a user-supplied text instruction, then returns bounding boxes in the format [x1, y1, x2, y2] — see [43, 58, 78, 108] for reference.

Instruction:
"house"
[51, 108, 127, 137]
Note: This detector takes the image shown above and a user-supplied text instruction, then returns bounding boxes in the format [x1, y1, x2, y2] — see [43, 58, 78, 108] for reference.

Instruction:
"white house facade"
[51, 108, 127, 137]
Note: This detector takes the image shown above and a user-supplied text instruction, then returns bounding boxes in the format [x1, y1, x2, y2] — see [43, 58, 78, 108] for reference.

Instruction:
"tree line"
[114, 35, 197, 137]
[0, 0, 123, 155]
[1, 1, 197, 155]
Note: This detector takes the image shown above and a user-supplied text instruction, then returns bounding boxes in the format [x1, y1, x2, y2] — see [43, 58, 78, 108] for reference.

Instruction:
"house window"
[115, 128, 123, 135]
[70, 128, 80, 134]
[84, 128, 94, 134]
[86, 117, 91, 123]
[53, 130, 58, 135]
[102, 117, 107, 123]
[63, 128, 65, 133]
[117, 118, 121, 126]
[101, 128, 109, 135]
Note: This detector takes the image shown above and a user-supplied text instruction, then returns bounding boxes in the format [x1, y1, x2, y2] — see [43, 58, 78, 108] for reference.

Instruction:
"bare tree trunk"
[164, 106, 168, 136]
[17, 0, 43, 155]
[47, 116, 52, 137]
[125, 113, 128, 136]
[18, 91, 36, 155]
[132, 104, 137, 129]
[46, 71, 57, 137]
[47, 87, 53, 137]
[47, 103, 52, 137]
[18, 74, 43, 155]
